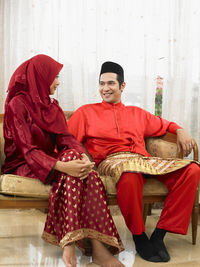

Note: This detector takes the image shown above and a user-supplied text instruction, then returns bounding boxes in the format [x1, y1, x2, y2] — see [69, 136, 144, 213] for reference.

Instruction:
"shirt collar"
[101, 100, 124, 108]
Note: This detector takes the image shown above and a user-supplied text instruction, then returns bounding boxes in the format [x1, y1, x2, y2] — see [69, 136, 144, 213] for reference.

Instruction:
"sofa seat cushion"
[0, 173, 168, 199]
[101, 175, 168, 196]
[0, 174, 51, 199]
[0, 174, 108, 199]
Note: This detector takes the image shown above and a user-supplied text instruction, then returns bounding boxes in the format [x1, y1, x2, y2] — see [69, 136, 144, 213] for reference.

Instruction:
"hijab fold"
[5, 54, 68, 134]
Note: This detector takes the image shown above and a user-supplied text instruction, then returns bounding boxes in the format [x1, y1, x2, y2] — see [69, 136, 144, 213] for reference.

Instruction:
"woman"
[3, 54, 125, 267]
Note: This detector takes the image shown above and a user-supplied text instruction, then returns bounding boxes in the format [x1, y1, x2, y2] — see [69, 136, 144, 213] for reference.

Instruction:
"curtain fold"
[162, 0, 200, 151]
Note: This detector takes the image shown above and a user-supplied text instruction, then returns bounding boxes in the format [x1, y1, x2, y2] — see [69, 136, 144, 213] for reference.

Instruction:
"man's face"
[99, 73, 125, 104]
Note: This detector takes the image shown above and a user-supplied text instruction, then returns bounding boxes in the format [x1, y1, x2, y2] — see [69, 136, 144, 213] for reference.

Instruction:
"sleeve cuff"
[167, 123, 182, 134]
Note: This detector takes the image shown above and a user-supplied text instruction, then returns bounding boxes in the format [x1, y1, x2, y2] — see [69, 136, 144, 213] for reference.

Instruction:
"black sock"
[132, 232, 162, 262]
[150, 228, 170, 262]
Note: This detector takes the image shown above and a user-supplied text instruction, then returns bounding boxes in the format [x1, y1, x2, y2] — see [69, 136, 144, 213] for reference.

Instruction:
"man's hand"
[176, 128, 195, 157]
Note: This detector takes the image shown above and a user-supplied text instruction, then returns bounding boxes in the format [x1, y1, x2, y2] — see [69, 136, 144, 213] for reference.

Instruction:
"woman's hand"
[54, 158, 95, 180]
[81, 153, 93, 163]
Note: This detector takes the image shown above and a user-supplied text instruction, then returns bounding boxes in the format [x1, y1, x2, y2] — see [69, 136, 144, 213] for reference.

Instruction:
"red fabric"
[4, 54, 67, 134]
[3, 95, 85, 183]
[43, 149, 123, 254]
[68, 101, 181, 165]
[116, 163, 200, 235]
[3, 55, 85, 183]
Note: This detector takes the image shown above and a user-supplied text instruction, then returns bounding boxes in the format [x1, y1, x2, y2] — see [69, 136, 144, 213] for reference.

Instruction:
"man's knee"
[187, 163, 200, 179]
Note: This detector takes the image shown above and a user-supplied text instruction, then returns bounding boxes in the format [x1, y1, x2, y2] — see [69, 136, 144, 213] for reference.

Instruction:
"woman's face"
[50, 75, 60, 95]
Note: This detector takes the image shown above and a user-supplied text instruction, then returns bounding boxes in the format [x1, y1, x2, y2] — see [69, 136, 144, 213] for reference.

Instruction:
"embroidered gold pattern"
[98, 152, 196, 183]
[42, 228, 124, 252]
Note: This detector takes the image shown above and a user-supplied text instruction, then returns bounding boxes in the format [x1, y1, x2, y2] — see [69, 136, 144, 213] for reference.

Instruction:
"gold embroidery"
[98, 152, 196, 184]
[59, 228, 124, 253]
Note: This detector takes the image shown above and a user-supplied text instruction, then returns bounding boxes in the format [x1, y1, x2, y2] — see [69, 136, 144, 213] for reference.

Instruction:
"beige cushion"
[0, 173, 168, 199]
[0, 174, 51, 199]
[100, 175, 168, 196]
[0, 173, 111, 199]
[146, 137, 178, 158]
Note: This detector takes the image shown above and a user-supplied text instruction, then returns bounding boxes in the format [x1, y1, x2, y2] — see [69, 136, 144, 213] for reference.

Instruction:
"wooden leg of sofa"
[192, 191, 199, 245]
[143, 203, 149, 224]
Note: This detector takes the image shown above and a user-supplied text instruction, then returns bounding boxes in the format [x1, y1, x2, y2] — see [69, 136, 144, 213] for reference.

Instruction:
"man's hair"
[117, 74, 124, 87]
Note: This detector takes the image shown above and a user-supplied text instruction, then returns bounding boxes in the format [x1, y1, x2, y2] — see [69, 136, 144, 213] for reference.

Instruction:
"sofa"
[0, 112, 199, 244]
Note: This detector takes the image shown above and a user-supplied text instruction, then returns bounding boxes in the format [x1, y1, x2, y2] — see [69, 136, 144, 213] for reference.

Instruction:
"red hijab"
[5, 54, 68, 134]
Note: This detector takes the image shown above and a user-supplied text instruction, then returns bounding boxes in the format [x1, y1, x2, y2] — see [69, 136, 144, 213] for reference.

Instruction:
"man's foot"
[150, 228, 170, 262]
[91, 239, 125, 267]
[62, 243, 77, 267]
[132, 232, 162, 262]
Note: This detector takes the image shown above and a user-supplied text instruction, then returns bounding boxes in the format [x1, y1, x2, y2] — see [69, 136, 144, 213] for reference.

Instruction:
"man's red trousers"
[116, 163, 200, 235]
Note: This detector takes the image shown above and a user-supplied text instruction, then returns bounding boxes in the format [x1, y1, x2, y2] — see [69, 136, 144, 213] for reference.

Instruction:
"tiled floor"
[0, 207, 200, 267]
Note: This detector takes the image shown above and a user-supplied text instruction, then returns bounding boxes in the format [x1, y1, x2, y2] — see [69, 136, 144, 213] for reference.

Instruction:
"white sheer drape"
[1, 0, 171, 113]
[1, 0, 200, 148]
[161, 0, 200, 149]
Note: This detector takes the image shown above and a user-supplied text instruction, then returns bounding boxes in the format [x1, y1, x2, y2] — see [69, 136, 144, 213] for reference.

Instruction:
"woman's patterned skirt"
[42, 149, 124, 255]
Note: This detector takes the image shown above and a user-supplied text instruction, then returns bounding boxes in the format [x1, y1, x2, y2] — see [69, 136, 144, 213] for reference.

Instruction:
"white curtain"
[161, 0, 200, 150]
[1, 0, 200, 147]
[1, 0, 172, 114]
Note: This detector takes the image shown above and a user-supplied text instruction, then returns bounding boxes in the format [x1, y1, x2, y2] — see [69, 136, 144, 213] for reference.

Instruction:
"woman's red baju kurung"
[3, 55, 124, 254]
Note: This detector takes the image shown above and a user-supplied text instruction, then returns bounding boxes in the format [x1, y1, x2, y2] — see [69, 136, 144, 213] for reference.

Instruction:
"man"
[68, 61, 200, 263]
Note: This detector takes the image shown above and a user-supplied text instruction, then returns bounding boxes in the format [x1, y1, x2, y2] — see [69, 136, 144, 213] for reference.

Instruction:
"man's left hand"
[176, 128, 195, 157]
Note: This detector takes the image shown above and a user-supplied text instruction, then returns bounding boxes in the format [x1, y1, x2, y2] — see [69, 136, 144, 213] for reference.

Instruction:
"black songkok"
[100, 61, 124, 80]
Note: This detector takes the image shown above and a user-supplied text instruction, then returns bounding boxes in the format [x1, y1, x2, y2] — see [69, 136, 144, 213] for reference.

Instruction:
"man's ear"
[120, 82, 126, 91]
